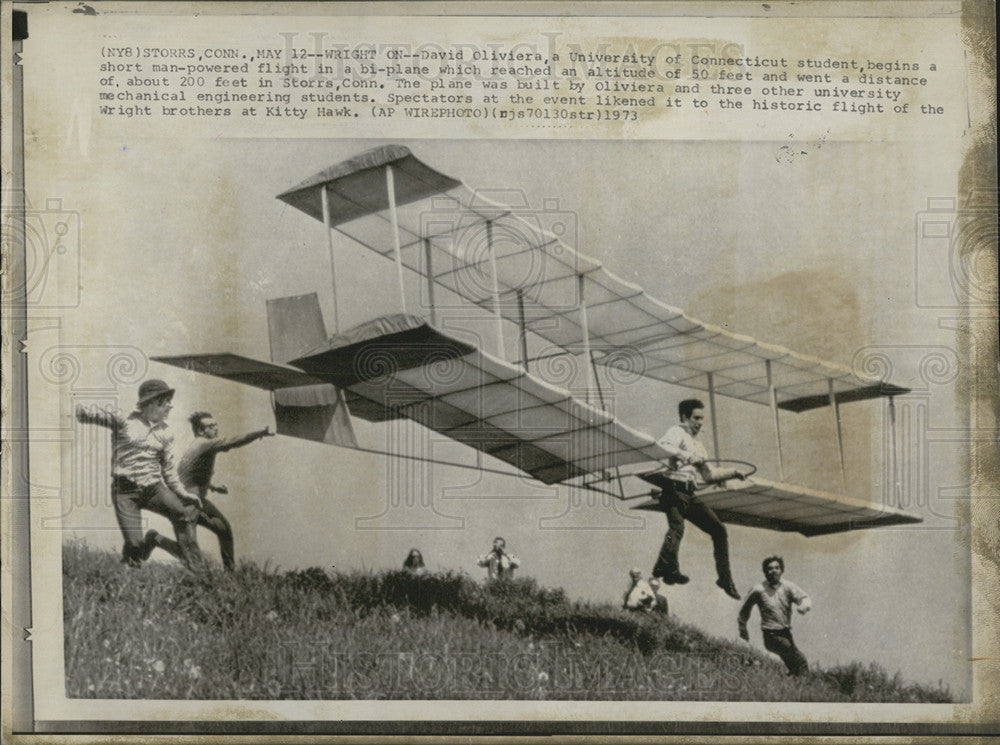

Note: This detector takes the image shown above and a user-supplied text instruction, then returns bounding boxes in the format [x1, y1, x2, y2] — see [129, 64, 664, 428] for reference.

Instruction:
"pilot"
[738, 555, 812, 675]
[653, 398, 745, 599]
[75, 379, 205, 570]
[178, 411, 273, 571]
[477, 536, 520, 581]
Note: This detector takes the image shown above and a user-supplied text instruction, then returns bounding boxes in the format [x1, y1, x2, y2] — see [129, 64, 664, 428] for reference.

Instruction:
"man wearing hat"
[76, 378, 205, 570]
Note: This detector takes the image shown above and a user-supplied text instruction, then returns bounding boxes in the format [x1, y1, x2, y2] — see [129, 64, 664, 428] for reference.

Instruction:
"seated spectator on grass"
[403, 548, 427, 576]
[648, 577, 669, 615]
[623, 567, 656, 612]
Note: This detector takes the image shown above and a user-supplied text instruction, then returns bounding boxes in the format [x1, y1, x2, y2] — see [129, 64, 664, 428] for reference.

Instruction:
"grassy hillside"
[63, 541, 951, 701]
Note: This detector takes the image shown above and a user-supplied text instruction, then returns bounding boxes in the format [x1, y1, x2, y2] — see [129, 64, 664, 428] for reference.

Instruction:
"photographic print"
[2, 1, 996, 740]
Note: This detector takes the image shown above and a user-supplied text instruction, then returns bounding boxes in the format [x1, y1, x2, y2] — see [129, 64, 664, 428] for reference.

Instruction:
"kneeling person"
[623, 568, 656, 613]
[647, 577, 669, 615]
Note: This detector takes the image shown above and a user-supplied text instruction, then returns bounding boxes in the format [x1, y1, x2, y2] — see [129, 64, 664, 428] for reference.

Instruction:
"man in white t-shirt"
[652, 398, 744, 599]
[738, 555, 812, 675]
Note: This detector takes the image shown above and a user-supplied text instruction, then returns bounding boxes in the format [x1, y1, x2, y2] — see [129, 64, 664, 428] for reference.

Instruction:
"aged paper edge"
[1, 0, 996, 741]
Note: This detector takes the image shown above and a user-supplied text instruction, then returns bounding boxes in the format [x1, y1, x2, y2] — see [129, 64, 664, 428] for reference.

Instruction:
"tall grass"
[63, 541, 952, 702]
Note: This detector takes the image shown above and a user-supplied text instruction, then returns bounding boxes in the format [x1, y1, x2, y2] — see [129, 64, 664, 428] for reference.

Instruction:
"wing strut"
[589, 349, 627, 501]
[888, 395, 899, 506]
[320, 184, 340, 334]
[386, 165, 408, 313]
[516, 289, 530, 372]
[423, 237, 437, 326]
[578, 273, 595, 403]
[707, 371, 721, 459]
[766, 359, 786, 482]
[486, 219, 506, 357]
[828, 378, 848, 493]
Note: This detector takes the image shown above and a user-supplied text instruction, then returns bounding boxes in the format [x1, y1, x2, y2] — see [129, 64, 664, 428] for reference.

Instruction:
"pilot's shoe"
[661, 571, 690, 585]
[716, 578, 741, 600]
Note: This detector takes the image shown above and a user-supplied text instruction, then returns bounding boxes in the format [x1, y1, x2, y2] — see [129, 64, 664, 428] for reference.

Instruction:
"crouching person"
[623, 568, 656, 613]
[648, 577, 669, 615]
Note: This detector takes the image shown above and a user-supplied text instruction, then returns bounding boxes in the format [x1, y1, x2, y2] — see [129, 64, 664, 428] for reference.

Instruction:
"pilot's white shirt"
[658, 424, 708, 481]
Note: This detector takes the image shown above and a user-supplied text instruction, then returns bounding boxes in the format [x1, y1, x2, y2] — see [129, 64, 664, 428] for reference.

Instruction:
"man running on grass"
[738, 555, 812, 676]
[653, 398, 746, 599]
[178, 411, 273, 571]
[76, 378, 204, 570]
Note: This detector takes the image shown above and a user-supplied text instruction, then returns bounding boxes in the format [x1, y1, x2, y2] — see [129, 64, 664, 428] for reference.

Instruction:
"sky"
[24, 129, 971, 696]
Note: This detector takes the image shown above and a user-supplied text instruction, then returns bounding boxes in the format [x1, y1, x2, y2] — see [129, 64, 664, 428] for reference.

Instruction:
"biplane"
[154, 144, 920, 537]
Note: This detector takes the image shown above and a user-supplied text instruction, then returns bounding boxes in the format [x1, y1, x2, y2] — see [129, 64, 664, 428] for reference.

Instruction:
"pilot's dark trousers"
[185, 496, 235, 571]
[763, 628, 808, 676]
[652, 480, 734, 584]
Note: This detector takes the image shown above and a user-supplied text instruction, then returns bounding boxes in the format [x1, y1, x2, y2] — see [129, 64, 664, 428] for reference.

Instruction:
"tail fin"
[266, 293, 358, 447]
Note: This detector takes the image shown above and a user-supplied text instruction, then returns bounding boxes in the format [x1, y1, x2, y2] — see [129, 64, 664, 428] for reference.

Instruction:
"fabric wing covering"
[157, 314, 671, 485]
[295, 314, 670, 484]
[277, 145, 909, 413]
[152, 146, 920, 536]
[629, 472, 922, 536]
[266, 293, 359, 448]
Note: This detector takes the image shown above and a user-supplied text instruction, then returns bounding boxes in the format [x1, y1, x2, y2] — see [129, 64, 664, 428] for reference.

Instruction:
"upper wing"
[277, 144, 909, 412]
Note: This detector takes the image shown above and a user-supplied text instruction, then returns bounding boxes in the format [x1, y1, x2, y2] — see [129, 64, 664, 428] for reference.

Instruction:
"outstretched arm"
[210, 427, 274, 453]
[698, 463, 746, 484]
[75, 403, 123, 430]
